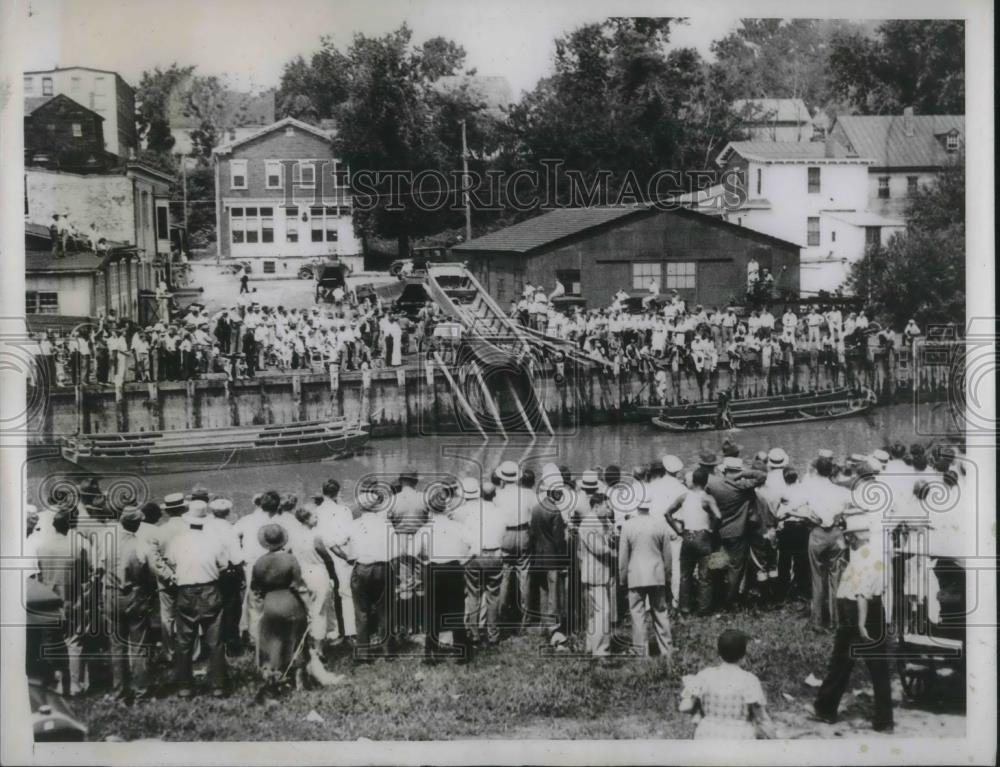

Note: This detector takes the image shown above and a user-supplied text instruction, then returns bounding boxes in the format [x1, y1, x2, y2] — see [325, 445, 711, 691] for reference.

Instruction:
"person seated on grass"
[679, 628, 776, 740]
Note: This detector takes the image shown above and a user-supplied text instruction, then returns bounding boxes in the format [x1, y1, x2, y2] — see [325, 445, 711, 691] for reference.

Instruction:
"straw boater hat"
[163, 493, 188, 514]
[497, 460, 520, 483]
[871, 449, 890, 468]
[698, 451, 719, 467]
[767, 448, 789, 470]
[258, 523, 288, 552]
[580, 470, 600, 492]
[461, 477, 481, 500]
[209, 498, 233, 518]
[662, 455, 684, 476]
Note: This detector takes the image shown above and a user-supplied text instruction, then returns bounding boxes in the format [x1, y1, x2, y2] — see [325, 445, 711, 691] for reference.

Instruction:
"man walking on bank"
[618, 496, 673, 659]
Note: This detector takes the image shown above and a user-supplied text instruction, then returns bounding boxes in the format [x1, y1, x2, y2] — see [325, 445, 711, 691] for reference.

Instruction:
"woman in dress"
[679, 629, 776, 739]
[251, 523, 309, 698]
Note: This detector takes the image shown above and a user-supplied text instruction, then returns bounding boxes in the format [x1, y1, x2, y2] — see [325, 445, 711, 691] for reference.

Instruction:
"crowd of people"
[24, 436, 965, 733]
[30, 293, 456, 388]
[510, 279, 926, 398]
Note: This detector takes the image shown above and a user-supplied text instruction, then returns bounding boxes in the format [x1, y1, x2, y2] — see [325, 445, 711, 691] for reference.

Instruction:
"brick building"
[23, 67, 137, 157]
[212, 117, 361, 274]
[450, 205, 800, 310]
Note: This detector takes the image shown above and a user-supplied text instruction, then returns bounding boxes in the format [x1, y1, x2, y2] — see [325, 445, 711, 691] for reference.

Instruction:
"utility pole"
[460, 119, 471, 242]
[181, 159, 189, 239]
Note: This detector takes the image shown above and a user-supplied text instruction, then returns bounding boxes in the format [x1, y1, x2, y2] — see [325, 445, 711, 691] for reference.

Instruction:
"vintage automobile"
[314, 259, 352, 303]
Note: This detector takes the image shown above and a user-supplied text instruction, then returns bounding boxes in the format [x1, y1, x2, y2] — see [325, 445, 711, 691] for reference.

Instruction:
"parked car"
[314, 260, 352, 303]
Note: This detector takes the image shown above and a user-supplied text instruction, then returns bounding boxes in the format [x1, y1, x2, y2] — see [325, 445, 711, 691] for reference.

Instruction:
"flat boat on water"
[60, 417, 369, 475]
[645, 387, 877, 432]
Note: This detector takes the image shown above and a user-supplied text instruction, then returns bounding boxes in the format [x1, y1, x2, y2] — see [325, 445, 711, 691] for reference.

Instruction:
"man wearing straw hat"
[455, 478, 504, 646]
[155, 493, 190, 663]
[496, 460, 532, 632]
[164, 498, 233, 697]
[812, 510, 893, 732]
[618, 492, 673, 659]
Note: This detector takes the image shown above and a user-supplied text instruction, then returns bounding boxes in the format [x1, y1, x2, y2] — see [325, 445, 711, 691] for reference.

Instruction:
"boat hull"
[648, 388, 876, 432]
[60, 426, 369, 475]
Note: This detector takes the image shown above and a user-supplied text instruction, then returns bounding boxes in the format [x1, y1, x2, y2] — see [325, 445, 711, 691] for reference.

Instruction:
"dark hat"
[721, 439, 741, 458]
[698, 451, 718, 467]
[258, 523, 288, 552]
[189, 484, 210, 502]
[79, 478, 102, 499]
[398, 470, 419, 486]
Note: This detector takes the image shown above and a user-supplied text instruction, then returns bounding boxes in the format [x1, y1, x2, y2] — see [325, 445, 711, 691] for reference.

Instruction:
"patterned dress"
[681, 663, 767, 739]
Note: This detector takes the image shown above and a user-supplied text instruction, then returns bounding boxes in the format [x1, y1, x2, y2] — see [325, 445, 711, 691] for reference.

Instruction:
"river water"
[27, 403, 960, 515]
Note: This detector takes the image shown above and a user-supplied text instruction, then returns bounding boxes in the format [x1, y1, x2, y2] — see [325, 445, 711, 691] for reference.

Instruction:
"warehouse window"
[295, 162, 316, 189]
[230, 160, 248, 190]
[26, 291, 59, 315]
[807, 167, 820, 194]
[907, 176, 919, 196]
[72, 123, 83, 138]
[555, 269, 581, 296]
[632, 262, 661, 291]
[945, 132, 959, 152]
[262, 261, 276, 274]
[156, 205, 169, 240]
[807, 216, 821, 246]
[42, 77, 53, 96]
[23, 76, 33, 95]
[230, 208, 245, 243]
[865, 227, 881, 248]
[665, 262, 696, 290]
[285, 206, 298, 242]
[877, 176, 890, 199]
[309, 206, 339, 242]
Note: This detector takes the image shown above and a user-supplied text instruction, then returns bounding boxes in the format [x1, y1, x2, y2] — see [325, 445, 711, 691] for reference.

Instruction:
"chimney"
[903, 106, 914, 137]
[824, 135, 837, 158]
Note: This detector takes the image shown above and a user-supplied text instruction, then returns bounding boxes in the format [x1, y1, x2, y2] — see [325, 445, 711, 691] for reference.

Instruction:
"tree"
[829, 21, 964, 115]
[183, 75, 248, 164]
[847, 163, 965, 327]
[136, 64, 194, 153]
[275, 46, 350, 122]
[419, 37, 467, 80]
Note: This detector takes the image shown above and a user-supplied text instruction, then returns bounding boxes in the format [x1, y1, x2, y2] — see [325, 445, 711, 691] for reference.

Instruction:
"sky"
[22, 0, 744, 95]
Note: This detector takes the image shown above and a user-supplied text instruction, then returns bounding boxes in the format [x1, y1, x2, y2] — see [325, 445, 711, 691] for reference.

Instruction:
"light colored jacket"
[618, 512, 672, 589]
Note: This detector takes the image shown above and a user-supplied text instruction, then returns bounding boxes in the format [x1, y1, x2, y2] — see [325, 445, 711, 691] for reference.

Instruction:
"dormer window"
[945, 131, 959, 152]
[285, 126, 295, 136]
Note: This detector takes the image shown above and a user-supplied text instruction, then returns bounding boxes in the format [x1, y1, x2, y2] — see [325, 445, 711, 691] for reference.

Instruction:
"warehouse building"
[450, 205, 800, 310]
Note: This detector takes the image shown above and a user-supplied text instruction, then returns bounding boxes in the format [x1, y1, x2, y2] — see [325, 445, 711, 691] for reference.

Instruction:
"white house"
[702, 140, 905, 295]
[830, 108, 964, 219]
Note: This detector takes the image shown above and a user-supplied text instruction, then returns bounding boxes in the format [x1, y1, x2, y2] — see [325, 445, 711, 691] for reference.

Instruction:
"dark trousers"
[351, 562, 391, 658]
[425, 563, 470, 659]
[679, 530, 713, 615]
[464, 553, 503, 643]
[173, 582, 226, 689]
[104, 591, 154, 696]
[775, 522, 812, 601]
[721, 534, 773, 606]
[219, 570, 244, 653]
[815, 597, 894, 729]
[243, 333, 256, 377]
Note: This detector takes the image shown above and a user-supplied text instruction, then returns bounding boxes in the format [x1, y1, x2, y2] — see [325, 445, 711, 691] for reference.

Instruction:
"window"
[665, 262, 696, 290]
[245, 207, 259, 243]
[632, 262, 661, 291]
[141, 192, 150, 229]
[263, 261, 276, 274]
[907, 176, 919, 196]
[156, 205, 169, 240]
[945, 132, 959, 152]
[877, 176, 890, 199]
[295, 162, 316, 188]
[807, 167, 821, 194]
[285, 126, 295, 136]
[92, 77, 107, 111]
[865, 227, 881, 248]
[230, 207, 245, 243]
[285, 206, 298, 242]
[230, 160, 248, 189]
[309, 206, 339, 242]
[265, 160, 283, 190]
[807, 216, 821, 246]
[26, 291, 59, 315]
[555, 269, 581, 296]
[42, 77, 53, 96]
[71, 123, 82, 138]
[70, 76, 81, 92]
[261, 207, 274, 243]
[23, 77, 33, 95]
[831, 230, 837, 243]
[756, 168, 762, 196]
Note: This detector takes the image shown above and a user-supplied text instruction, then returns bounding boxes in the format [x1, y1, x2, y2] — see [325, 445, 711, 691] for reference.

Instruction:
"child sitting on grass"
[680, 629, 776, 739]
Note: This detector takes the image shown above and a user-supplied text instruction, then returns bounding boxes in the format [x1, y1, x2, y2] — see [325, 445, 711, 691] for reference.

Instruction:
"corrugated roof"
[832, 115, 964, 168]
[717, 140, 865, 166]
[25, 250, 109, 273]
[452, 207, 648, 253]
[733, 98, 811, 124]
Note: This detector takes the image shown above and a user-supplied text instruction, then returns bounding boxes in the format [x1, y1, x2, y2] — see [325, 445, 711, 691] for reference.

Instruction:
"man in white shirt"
[206, 498, 246, 656]
[314, 479, 357, 642]
[458, 480, 505, 645]
[164, 499, 233, 697]
[495, 461, 533, 633]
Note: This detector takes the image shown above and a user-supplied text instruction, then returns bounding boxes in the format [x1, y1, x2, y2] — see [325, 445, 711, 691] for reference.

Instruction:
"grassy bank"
[71, 603, 960, 741]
